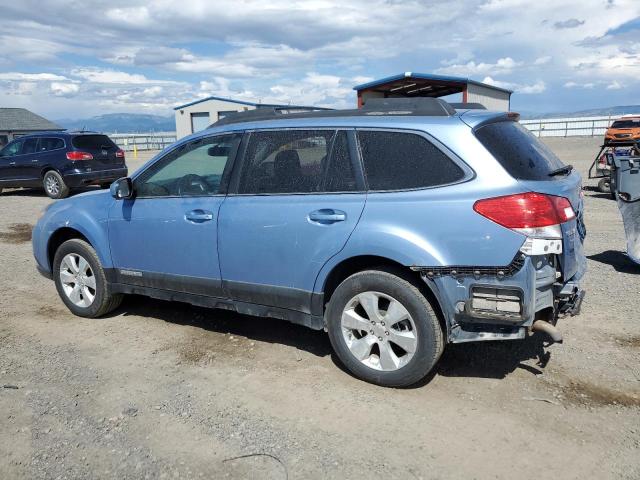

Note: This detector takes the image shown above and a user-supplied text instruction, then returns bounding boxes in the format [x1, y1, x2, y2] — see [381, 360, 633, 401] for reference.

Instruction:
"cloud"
[0, 72, 68, 81]
[553, 18, 585, 29]
[50, 82, 79, 97]
[483, 76, 546, 94]
[0, 0, 639, 117]
[534, 56, 552, 65]
[437, 57, 522, 76]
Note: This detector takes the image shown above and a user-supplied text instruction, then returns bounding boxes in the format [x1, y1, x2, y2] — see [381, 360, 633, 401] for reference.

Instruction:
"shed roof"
[353, 72, 513, 96]
[174, 95, 327, 111]
[0, 108, 63, 132]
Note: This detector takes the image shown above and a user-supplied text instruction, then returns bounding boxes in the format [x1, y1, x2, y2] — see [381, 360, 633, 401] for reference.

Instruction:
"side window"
[325, 131, 358, 192]
[239, 130, 333, 194]
[39, 138, 64, 152]
[22, 138, 39, 155]
[2, 139, 23, 157]
[358, 131, 465, 191]
[136, 134, 241, 197]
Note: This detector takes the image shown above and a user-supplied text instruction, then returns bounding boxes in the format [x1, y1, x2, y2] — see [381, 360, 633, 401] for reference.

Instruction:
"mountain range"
[54, 113, 175, 133]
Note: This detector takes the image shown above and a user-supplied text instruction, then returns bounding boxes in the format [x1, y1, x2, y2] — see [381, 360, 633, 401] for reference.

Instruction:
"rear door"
[72, 134, 124, 171]
[218, 129, 366, 313]
[474, 120, 586, 280]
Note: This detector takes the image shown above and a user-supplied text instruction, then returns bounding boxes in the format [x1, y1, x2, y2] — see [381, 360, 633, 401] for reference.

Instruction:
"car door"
[108, 133, 242, 297]
[11, 137, 40, 182]
[29, 137, 66, 178]
[218, 128, 366, 314]
[0, 139, 24, 183]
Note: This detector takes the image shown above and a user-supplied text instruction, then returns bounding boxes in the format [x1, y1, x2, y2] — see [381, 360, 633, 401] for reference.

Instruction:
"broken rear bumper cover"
[412, 253, 586, 343]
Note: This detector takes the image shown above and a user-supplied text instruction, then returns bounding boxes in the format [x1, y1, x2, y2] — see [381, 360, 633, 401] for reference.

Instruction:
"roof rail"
[209, 97, 455, 128]
[449, 102, 486, 110]
[210, 106, 332, 128]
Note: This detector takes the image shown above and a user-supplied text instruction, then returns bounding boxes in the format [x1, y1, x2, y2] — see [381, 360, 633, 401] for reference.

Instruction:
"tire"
[326, 269, 444, 387]
[43, 170, 70, 199]
[597, 178, 610, 194]
[53, 239, 123, 318]
[609, 170, 617, 200]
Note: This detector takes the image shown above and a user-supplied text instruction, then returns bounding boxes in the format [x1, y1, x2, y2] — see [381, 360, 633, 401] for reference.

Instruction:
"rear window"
[474, 121, 565, 180]
[611, 119, 640, 128]
[39, 138, 64, 151]
[358, 131, 465, 191]
[72, 134, 117, 150]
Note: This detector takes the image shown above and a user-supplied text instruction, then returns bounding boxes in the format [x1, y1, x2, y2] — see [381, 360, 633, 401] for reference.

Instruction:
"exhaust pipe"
[531, 320, 563, 343]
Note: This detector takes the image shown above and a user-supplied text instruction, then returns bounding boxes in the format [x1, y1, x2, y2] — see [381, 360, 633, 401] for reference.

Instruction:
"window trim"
[132, 132, 243, 200]
[355, 127, 475, 193]
[226, 127, 366, 196]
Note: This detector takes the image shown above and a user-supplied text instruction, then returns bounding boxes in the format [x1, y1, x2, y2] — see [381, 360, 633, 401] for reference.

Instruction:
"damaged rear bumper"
[412, 253, 585, 344]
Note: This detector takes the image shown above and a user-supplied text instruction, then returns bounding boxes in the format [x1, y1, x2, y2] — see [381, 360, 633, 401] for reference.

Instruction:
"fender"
[37, 191, 115, 270]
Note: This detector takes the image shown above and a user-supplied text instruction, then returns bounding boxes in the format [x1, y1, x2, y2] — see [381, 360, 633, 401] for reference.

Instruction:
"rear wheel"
[609, 169, 617, 200]
[53, 239, 123, 318]
[326, 270, 444, 387]
[43, 171, 69, 199]
[597, 178, 610, 194]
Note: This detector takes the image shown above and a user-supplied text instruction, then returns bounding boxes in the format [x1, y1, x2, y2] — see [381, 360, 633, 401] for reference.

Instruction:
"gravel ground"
[0, 139, 639, 480]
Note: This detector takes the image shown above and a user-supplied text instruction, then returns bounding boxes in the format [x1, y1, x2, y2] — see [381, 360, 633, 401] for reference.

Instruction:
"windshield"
[474, 121, 566, 180]
[611, 119, 640, 129]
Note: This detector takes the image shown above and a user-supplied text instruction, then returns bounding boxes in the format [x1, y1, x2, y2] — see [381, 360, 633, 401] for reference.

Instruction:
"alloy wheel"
[59, 253, 96, 308]
[341, 291, 418, 371]
[45, 175, 60, 196]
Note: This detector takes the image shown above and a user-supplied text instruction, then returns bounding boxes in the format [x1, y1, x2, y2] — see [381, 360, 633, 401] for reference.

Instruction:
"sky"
[0, 0, 638, 119]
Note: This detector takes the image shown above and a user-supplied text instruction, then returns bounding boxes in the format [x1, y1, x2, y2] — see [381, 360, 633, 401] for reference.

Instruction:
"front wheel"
[53, 239, 123, 318]
[43, 171, 69, 199]
[326, 270, 444, 387]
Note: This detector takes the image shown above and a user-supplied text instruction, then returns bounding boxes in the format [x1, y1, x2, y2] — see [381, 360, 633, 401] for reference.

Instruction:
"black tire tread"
[326, 269, 444, 387]
[53, 239, 123, 318]
[43, 170, 70, 199]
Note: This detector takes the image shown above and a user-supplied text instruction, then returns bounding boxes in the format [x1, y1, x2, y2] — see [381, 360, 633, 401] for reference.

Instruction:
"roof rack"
[210, 97, 455, 127]
[449, 102, 486, 110]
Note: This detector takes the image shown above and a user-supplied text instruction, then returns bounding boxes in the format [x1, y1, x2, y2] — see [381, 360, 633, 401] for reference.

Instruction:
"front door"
[108, 133, 242, 297]
[218, 129, 366, 313]
[0, 138, 24, 183]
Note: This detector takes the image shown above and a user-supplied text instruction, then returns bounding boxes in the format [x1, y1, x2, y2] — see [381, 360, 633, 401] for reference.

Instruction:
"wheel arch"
[318, 254, 447, 334]
[46, 225, 111, 271]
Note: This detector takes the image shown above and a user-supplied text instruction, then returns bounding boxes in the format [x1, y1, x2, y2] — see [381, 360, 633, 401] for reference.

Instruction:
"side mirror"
[110, 177, 133, 200]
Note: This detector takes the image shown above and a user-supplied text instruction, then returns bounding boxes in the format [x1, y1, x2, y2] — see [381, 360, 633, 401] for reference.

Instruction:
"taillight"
[474, 192, 574, 229]
[66, 151, 93, 161]
[115, 149, 125, 158]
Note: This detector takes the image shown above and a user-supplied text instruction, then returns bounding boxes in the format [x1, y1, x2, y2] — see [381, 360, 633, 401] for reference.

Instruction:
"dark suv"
[0, 131, 128, 198]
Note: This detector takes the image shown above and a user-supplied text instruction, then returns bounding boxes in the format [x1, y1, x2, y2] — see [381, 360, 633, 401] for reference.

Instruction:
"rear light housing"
[66, 151, 93, 161]
[474, 192, 576, 255]
[115, 149, 125, 158]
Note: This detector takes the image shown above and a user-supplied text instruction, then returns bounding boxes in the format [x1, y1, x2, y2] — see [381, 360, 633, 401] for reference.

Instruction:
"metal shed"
[353, 72, 512, 111]
[174, 96, 325, 139]
[0, 108, 63, 147]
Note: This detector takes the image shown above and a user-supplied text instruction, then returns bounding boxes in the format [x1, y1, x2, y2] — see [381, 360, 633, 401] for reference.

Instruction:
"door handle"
[9, 161, 15, 166]
[308, 209, 347, 224]
[185, 209, 214, 223]
[31, 159, 39, 163]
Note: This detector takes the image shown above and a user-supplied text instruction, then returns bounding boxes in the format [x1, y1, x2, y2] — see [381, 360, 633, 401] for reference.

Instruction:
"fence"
[109, 132, 177, 152]
[521, 115, 639, 138]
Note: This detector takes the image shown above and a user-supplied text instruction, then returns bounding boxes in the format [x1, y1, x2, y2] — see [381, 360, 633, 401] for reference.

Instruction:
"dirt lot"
[1, 139, 639, 480]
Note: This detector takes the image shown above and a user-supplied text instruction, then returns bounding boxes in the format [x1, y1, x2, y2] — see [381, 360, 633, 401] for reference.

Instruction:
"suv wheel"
[43, 171, 70, 199]
[53, 239, 123, 318]
[326, 270, 444, 387]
